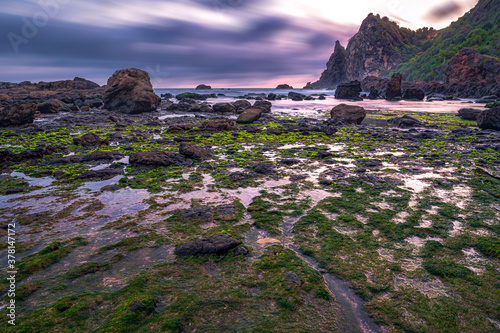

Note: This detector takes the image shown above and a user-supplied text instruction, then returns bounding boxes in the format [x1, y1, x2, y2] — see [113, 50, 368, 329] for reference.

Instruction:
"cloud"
[424, 1, 463, 23]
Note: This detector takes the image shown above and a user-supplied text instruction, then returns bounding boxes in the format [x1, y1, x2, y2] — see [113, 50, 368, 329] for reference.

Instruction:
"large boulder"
[130, 150, 193, 167]
[386, 73, 402, 100]
[236, 108, 262, 124]
[477, 106, 500, 131]
[175, 234, 241, 256]
[213, 102, 236, 113]
[458, 108, 483, 121]
[0, 103, 39, 127]
[37, 99, 69, 114]
[334, 81, 361, 100]
[330, 104, 366, 124]
[253, 100, 272, 113]
[402, 88, 425, 101]
[179, 142, 213, 160]
[103, 68, 161, 114]
[195, 84, 212, 90]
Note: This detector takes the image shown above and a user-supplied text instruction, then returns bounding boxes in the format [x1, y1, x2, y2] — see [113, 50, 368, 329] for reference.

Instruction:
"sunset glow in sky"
[0, 0, 479, 87]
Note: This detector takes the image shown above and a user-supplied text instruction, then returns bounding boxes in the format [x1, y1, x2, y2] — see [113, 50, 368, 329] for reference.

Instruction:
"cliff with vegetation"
[307, 0, 500, 88]
[393, 0, 500, 81]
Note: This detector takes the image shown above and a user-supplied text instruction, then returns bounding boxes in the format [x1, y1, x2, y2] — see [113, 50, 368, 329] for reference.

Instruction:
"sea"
[154, 88, 487, 118]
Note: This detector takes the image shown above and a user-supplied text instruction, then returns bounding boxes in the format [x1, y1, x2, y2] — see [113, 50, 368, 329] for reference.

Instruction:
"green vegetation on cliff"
[391, 0, 500, 81]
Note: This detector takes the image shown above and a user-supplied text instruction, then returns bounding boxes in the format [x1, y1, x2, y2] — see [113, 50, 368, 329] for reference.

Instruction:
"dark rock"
[73, 133, 109, 147]
[477, 106, 500, 131]
[129, 301, 145, 313]
[253, 100, 272, 113]
[319, 179, 333, 185]
[84, 98, 104, 108]
[288, 92, 306, 101]
[402, 88, 425, 101]
[0, 103, 39, 127]
[236, 108, 262, 124]
[368, 87, 379, 99]
[130, 151, 193, 167]
[279, 159, 300, 165]
[330, 104, 366, 124]
[5, 187, 30, 194]
[276, 84, 293, 89]
[103, 68, 161, 114]
[458, 108, 483, 121]
[216, 205, 237, 216]
[393, 115, 426, 128]
[248, 163, 276, 174]
[267, 93, 277, 100]
[386, 73, 402, 100]
[179, 142, 213, 160]
[232, 100, 251, 113]
[229, 172, 253, 181]
[182, 206, 214, 219]
[44, 151, 124, 165]
[213, 102, 236, 113]
[335, 80, 361, 100]
[195, 84, 212, 90]
[290, 174, 307, 181]
[355, 159, 382, 167]
[175, 234, 242, 256]
[37, 99, 68, 114]
[233, 246, 249, 256]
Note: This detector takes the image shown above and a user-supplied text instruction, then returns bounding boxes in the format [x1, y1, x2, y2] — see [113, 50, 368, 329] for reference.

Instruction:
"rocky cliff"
[306, 14, 432, 89]
[304, 41, 346, 89]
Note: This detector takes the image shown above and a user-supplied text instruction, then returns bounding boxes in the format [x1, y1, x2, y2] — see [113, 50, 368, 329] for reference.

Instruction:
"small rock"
[175, 234, 242, 256]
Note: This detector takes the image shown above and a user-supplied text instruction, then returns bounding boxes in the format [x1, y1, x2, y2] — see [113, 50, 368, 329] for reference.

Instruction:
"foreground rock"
[477, 106, 500, 131]
[179, 142, 213, 160]
[130, 150, 193, 167]
[335, 81, 361, 100]
[386, 73, 402, 100]
[37, 99, 70, 114]
[0, 103, 39, 127]
[330, 104, 366, 124]
[458, 108, 483, 121]
[237, 108, 262, 124]
[175, 234, 242, 256]
[103, 68, 161, 114]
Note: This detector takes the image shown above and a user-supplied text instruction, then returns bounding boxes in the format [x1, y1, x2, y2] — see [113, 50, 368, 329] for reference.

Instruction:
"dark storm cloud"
[424, 1, 463, 23]
[0, 0, 357, 86]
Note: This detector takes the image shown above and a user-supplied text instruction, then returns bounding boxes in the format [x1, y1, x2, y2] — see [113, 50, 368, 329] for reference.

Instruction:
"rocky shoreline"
[0, 69, 499, 332]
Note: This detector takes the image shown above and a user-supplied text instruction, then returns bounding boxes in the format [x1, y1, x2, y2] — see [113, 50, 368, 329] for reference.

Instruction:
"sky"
[0, 0, 478, 88]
